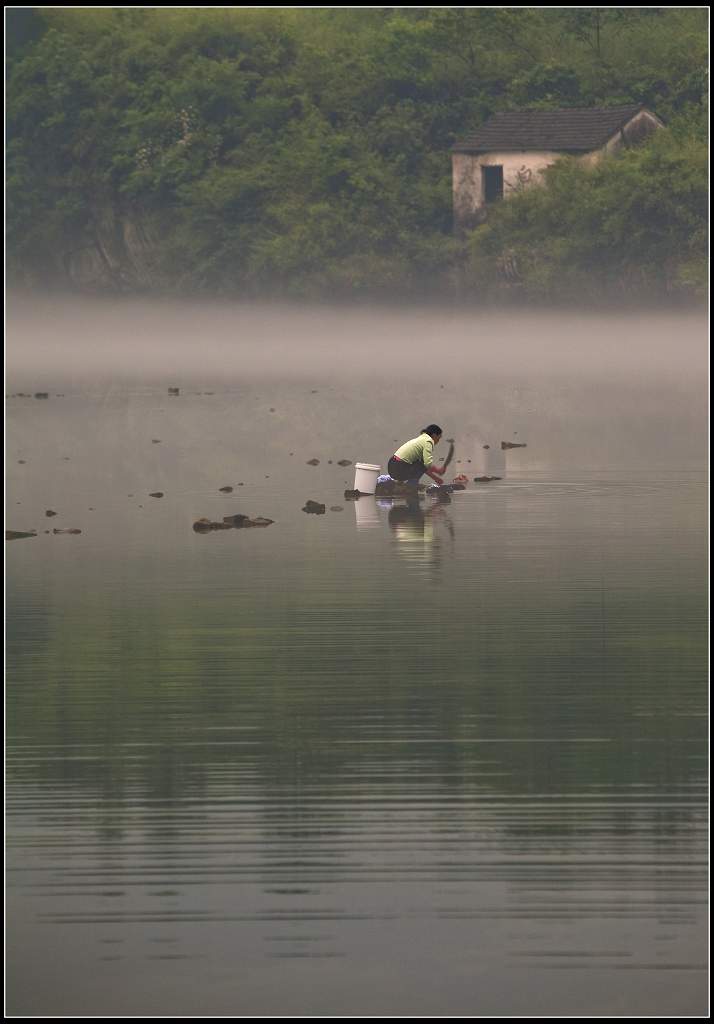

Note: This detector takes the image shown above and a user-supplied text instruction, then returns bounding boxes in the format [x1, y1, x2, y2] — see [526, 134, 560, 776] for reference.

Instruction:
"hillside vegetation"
[6, 8, 708, 302]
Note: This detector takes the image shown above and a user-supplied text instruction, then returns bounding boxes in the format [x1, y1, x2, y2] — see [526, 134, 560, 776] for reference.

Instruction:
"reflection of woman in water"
[388, 425, 447, 488]
[388, 503, 425, 532]
[388, 491, 451, 536]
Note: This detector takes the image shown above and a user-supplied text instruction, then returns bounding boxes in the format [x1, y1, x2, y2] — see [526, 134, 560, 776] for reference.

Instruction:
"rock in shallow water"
[193, 518, 232, 533]
[6, 530, 37, 540]
[222, 514, 249, 526]
[302, 500, 326, 514]
[194, 515, 274, 533]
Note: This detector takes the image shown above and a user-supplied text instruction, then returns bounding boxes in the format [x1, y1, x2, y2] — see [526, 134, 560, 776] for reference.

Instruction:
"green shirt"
[393, 433, 434, 468]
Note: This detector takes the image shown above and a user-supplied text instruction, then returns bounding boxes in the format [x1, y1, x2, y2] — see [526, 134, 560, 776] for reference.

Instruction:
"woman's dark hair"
[421, 424, 442, 438]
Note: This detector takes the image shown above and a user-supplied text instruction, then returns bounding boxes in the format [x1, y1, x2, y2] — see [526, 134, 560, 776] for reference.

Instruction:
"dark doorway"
[482, 165, 504, 203]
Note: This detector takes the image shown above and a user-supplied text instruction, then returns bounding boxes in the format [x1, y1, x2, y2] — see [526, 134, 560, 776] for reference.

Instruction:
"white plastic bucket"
[353, 462, 381, 493]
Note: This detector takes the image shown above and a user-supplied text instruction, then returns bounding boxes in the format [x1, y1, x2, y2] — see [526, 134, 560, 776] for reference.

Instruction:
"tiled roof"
[452, 105, 650, 154]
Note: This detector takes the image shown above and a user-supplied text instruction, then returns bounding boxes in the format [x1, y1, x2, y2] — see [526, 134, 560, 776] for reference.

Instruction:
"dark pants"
[388, 456, 426, 483]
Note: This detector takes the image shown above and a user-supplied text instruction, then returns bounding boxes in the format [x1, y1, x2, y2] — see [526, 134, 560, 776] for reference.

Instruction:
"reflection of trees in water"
[6, 567, 707, 847]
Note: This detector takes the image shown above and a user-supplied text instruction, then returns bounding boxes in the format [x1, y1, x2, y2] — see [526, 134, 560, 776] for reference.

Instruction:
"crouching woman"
[388, 424, 446, 488]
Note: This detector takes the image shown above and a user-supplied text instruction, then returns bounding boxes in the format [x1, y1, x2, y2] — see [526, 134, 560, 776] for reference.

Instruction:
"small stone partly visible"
[34, 392, 49, 399]
[149, 492, 164, 498]
[193, 518, 231, 533]
[219, 486, 233, 493]
[222, 514, 250, 527]
[53, 528, 82, 535]
[307, 458, 320, 466]
[194, 515, 274, 533]
[6, 530, 36, 540]
[330, 506, 344, 512]
[45, 510, 58, 517]
[337, 459, 352, 466]
[302, 500, 326, 515]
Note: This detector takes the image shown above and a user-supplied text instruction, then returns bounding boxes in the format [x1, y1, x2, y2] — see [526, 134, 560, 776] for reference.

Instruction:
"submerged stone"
[330, 506, 344, 512]
[307, 458, 320, 466]
[219, 486, 234, 493]
[194, 514, 274, 533]
[53, 528, 82, 535]
[337, 459, 352, 467]
[501, 441, 527, 450]
[34, 392, 49, 399]
[302, 500, 326, 515]
[149, 492, 164, 498]
[222, 514, 250, 526]
[45, 510, 58, 517]
[6, 530, 37, 540]
[193, 518, 231, 533]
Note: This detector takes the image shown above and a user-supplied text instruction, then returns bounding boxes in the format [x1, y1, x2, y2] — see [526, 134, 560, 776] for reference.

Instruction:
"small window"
[482, 165, 504, 203]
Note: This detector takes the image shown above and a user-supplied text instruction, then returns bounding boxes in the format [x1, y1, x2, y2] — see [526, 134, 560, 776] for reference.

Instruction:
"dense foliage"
[6, 7, 708, 301]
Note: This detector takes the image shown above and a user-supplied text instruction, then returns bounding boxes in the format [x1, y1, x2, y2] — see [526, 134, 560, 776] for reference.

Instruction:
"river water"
[5, 301, 709, 1015]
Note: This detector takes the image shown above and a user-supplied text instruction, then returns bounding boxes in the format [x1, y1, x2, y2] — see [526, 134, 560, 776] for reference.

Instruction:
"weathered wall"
[453, 150, 563, 229]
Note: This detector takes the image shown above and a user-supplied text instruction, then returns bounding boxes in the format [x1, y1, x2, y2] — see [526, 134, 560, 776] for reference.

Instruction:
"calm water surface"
[5, 313, 709, 1016]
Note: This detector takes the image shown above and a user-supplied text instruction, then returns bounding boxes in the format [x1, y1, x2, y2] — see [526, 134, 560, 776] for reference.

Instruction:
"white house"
[452, 104, 664, 229]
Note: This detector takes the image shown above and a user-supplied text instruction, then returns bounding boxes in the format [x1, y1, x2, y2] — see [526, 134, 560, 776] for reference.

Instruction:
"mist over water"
[6, 296, 708, 1016]
[6, 295, 708, 473]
